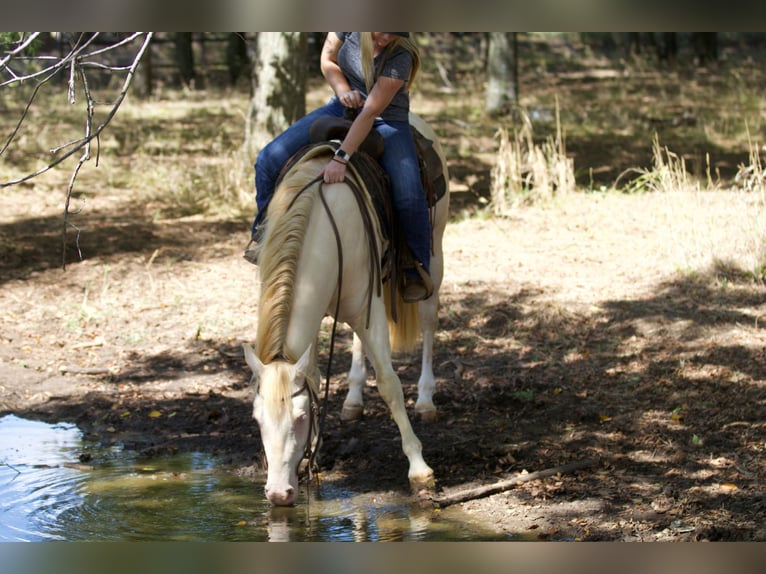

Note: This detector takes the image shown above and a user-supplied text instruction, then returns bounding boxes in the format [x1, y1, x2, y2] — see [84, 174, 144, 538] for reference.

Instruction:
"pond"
[0, 415, 511, 541]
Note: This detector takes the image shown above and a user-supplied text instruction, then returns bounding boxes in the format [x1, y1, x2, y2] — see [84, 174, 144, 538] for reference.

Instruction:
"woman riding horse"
[246, 32, 433, 303]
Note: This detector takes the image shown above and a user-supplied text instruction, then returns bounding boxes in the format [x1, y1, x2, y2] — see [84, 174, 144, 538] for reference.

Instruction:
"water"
[0, 415, 511, 541]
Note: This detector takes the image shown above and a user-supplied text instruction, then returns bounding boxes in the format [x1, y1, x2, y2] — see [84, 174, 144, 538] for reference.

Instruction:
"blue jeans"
[252, 99, 431, 274]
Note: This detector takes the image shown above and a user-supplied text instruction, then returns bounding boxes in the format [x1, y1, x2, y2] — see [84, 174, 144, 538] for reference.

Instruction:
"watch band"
[334, 148, 351, 162]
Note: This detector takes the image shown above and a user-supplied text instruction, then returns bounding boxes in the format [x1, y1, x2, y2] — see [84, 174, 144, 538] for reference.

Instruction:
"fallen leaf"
[148, 410, 162, 418]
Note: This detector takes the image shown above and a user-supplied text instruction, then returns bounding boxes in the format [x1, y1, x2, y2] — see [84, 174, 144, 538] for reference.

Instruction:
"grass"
[1, 87, 255, 220]
[490, 98, 575, 213]
[611, 129, 766, 282]
[735, 125, 766, 200]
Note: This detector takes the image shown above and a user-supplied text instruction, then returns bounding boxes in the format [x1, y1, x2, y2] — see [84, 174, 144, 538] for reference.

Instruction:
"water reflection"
[0, 415, 511, 541]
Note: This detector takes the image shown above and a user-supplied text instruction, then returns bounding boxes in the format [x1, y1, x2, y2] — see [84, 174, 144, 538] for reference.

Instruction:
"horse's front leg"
[341, 332, 366, 421]
[357, 304, 434, 492]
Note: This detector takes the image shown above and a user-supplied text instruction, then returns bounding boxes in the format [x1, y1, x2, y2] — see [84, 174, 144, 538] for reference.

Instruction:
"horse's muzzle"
[266, 484, 297, 506]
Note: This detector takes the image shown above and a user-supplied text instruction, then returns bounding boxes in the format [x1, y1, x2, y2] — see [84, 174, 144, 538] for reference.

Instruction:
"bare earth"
[1, 182, 765, 541]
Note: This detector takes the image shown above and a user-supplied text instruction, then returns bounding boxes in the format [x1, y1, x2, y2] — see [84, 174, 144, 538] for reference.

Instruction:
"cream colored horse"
[244, 114, 448, 506]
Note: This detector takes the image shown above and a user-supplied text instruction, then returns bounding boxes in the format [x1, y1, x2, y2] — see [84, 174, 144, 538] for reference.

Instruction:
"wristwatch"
[334, 148, 351, 162]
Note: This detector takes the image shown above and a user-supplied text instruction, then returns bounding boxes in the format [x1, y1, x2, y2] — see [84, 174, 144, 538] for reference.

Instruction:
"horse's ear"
[243, 343, 263, 378]
[293, 345, 313, 379]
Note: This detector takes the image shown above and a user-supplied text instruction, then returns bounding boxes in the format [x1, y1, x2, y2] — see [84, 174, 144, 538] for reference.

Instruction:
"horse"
[243, 113, 449, 506]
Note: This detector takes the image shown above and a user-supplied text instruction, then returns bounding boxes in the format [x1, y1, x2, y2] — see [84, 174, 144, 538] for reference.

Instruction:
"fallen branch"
[59, 366, 112, 375]
[431, 458, 598, 508]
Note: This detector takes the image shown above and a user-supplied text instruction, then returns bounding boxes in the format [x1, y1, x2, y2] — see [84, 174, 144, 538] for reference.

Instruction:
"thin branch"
[1, 32, 154, 269]
[62, 63, 95, 268]
[0, 32, 41, 72]
[0, 33, 100, 89]
[430, 458, 598, 508]
[0, 35, 102, 156]
[0, 32, 153, 189]
[80, 32, 144, 60]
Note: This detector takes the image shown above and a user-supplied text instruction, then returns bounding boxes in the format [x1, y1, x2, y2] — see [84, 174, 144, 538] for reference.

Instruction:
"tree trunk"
[174, 32, 196, 89]
[485, 32, 518, 117]
[692, 32, 718, 66]
[246, 32, 307, 153]
[133, 39, 153, 98]
[226, 32, 250, 87]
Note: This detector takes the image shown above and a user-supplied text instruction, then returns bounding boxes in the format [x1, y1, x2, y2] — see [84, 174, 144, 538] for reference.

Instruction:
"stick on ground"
[431, 458, 598, 508]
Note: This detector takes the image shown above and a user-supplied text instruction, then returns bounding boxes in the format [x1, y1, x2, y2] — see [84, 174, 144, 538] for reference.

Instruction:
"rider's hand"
[322, 158, 347, 184]
[339, 89, 363, 109]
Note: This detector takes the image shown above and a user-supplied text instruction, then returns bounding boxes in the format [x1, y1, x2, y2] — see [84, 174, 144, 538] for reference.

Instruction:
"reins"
[286, 168, 380, 482]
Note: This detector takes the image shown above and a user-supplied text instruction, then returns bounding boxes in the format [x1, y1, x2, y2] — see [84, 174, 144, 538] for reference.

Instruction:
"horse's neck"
[286, 184, 376, 350]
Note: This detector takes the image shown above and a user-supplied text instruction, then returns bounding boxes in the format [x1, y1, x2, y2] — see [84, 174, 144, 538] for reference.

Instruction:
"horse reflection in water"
[265, 498, 436, 541]
[244, 114, 449, 506]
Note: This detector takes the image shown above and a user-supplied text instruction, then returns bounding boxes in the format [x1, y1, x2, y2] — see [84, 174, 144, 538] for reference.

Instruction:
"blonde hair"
[360, 33, 420, 93]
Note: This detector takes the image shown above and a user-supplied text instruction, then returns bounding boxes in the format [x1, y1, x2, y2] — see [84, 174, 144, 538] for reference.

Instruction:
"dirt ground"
[1, 177, 765, 541]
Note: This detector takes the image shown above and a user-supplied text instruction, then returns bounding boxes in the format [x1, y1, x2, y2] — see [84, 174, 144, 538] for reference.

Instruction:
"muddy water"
[0, 415, 511, 541]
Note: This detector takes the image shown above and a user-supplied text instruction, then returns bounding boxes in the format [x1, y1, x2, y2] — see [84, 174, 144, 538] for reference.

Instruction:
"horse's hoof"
[410, 472, 436, 495]
[416, 407, 438, 423]
[341, 405, 363, 421]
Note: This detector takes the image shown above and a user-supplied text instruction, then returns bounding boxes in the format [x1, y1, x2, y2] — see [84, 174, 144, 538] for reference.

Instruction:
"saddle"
[308, 116, 447, 207]
[308, 116, 446, 307]
[270, 116, 444, 310]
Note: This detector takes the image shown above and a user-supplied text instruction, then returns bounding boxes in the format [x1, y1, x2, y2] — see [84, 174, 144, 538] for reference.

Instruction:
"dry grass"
[490, 99, 575, 214]
[735, 126, 766, 199]
[609, 131, 766, 281]
[1, 88, 255, 221]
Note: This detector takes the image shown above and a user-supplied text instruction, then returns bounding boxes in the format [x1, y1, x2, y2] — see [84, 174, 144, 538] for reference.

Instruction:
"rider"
[245, 32, 433, 303]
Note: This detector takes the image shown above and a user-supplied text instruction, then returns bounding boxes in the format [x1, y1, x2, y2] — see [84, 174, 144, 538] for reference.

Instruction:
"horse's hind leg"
[415, 294, 438, 421]
[415, 236, 444, 422]
[342, 333, 366, 421]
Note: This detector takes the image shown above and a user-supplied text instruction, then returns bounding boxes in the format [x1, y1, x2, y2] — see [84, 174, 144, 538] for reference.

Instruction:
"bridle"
[292, 377, 321, 481]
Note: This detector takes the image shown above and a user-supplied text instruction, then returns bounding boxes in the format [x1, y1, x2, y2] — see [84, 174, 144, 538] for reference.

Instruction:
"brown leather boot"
[402, 263, 433, 303]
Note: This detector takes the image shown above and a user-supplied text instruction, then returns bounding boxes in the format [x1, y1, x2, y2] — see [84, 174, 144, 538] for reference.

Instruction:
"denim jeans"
[252, 98, 431, 274]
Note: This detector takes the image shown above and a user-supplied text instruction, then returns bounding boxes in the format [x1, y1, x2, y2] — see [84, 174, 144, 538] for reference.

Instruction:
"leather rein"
[286, 169, 381, 481]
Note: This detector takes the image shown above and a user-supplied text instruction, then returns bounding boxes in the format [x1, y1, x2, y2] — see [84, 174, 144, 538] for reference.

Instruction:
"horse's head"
[243, 344, 317, 506]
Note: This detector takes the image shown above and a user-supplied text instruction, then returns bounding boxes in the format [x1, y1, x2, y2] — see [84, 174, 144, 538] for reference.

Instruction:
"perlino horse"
[244, 113, 449, 506]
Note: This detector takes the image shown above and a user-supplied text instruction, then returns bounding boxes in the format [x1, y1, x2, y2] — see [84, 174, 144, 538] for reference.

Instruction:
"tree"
[226, 32, 250, 87]
[174, 32, 196, 89]
[0, 32, 153, 266]
[485, 32, 518, 117]
[691, 32, 718, 65]
[245, 32, 307, 154]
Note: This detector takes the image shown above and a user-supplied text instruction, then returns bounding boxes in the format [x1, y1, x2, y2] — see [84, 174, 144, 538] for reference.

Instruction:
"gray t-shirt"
[335, 32, 412, 122]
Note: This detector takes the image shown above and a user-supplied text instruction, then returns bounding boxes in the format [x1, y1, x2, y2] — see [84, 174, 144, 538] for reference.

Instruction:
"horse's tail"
[384, 287, 421, 354]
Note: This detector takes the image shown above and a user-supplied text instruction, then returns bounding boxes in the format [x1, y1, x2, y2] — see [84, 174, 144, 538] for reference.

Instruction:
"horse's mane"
[258, 362, 294, 415]
[256, 151, 328, 364]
